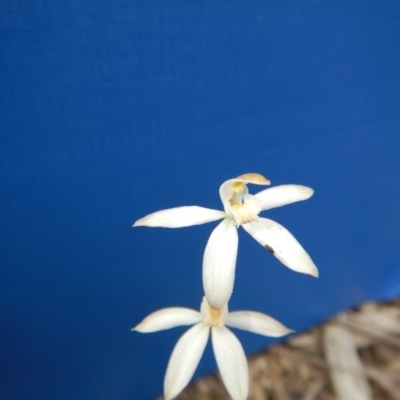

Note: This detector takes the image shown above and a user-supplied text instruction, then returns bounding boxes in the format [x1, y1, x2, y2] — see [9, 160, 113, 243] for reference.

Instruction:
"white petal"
[212, 327, 249, 400]
[242, 218, 318, 277]
[133, 206, 225, 228]
[226, 311, 294, 337]
[133, 308, 201, 333]
[202, 218, 238, 309]
[254, 185, 314, 211]
[164, 323, 209, 400]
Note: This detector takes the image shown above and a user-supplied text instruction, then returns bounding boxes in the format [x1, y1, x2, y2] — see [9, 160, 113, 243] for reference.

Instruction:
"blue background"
[1, 1, 400, 399]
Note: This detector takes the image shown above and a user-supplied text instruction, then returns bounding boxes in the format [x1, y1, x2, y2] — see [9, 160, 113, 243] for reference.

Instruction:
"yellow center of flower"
[201, 298, 226, 327]
[232, 181, 246, 192]
[209, 307, 222, 322]
[228, 181, 246, 207]
[207, 306, 224, 327]
[223, 173, 269, 226]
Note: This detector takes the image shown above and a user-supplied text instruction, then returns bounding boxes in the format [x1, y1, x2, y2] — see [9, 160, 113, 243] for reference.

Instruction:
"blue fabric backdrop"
[1, 1, 400, 399]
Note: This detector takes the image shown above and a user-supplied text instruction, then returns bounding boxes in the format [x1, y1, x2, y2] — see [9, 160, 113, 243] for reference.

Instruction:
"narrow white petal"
[164, 323, 209, 400]
[226, 311, 294, 337]
[202, 218, 238, 308]
[212, 327, 249, 400]
[254, 185, 314, 211]
[133, 206, 225, 228]
[133, 308, 201, 333]
[243, 218, 318, 277]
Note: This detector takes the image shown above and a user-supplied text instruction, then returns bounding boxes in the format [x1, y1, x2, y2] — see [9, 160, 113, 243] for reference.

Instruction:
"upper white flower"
[134, 173, 318, 308]
[133, 297, 293, 400]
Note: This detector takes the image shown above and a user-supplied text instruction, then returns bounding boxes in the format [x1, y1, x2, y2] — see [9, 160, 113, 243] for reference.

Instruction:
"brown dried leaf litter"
[156, 299, 400, 400]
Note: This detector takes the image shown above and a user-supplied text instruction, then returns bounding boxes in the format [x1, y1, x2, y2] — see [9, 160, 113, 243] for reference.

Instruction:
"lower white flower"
[133, 297, 293, 400]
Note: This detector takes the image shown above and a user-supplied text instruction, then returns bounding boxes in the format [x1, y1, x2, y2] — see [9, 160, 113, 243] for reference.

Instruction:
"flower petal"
[133, 206, 225, 228]
[164, 323, 209, 400]
[212, 326, 249, 400]
[133, 308, 201, 333]
[242, 218, 318, 277]
[226, 311, 294, 337]
[254, 185, 314, 211]
[202, 218, 238, 308]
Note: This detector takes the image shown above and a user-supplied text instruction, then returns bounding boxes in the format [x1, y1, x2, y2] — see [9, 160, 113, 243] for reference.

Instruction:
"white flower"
[133, 297, 293, 400]
[134, 173, 318, 308]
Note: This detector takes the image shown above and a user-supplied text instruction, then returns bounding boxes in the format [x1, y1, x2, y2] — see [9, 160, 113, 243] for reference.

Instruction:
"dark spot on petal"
[264, 244, 275, 254]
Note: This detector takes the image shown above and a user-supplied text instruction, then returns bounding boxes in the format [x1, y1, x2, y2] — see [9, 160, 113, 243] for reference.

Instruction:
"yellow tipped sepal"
[236, 173, 270, 185]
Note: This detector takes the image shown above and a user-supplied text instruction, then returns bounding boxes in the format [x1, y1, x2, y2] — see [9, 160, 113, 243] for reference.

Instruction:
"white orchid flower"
[134, 173, 318, 308]
[133, 297, 293, 400]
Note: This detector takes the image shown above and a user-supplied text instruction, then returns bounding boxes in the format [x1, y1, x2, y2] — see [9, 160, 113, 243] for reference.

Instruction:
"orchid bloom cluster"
[133, 173, 317, 400]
